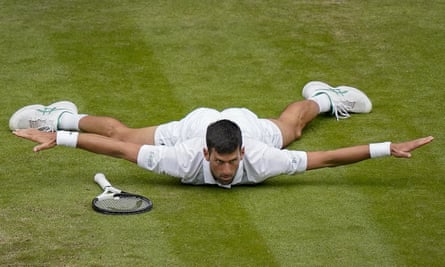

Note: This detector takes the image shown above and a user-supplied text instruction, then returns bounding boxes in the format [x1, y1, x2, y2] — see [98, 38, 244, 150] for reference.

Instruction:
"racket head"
[92, 192, 153, 215]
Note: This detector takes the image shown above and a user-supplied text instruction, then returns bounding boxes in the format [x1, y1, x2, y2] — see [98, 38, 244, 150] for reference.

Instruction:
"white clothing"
[137, 108, 308, 187]
[154, 107, 283, 148]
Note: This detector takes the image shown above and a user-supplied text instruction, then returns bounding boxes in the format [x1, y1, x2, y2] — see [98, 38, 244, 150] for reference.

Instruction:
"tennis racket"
[92, 173, 153, 215]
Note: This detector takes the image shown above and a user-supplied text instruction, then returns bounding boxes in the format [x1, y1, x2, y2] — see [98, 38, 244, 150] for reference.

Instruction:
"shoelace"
[315, 89, 354, 120]
[331, 103, 351, 120]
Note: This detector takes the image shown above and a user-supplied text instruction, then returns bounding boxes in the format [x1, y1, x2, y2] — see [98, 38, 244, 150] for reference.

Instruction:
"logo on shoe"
[328, 88, 348, 96]
[37, 107, 68, 115]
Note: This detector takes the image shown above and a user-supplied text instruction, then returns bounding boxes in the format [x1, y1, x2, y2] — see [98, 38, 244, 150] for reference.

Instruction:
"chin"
[218, 178, 234, 185]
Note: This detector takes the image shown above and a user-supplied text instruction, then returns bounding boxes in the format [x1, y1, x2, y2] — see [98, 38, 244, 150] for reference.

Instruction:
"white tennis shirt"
[137, 137, 308, 188]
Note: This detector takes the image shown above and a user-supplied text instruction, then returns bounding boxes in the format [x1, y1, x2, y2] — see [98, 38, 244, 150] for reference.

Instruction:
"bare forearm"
[305, 136, 434, 171]
[13, 128, 142, 162]
[76, 133, 141, 163]
[306, 145, 370, 170]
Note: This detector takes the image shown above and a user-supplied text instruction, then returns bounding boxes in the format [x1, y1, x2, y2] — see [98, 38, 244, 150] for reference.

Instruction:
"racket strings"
[96, 198, 147, 211]
[92, 174, 152, 215]
[94, 194, 152, 213]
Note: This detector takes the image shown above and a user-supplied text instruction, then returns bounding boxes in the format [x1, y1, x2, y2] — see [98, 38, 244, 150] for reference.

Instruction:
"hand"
[13, 129, 57, 152]
[391, 136, 434, 158]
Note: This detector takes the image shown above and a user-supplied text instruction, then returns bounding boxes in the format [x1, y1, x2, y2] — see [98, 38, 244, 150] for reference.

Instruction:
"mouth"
[216, 176, 234, 185]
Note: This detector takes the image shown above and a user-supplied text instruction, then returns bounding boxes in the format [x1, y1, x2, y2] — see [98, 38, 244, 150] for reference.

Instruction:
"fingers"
[12, 129, 26, 138]
[391, 136, 434, 158]
[12, 129, 40, 139]
[417, 136, 434, 147]
[391, 146, 411, 158]
[408, 136, 434, 152]
[398, 150, 411, 158]
[34, 141, 56, 152]
[12, 129, 57, 152]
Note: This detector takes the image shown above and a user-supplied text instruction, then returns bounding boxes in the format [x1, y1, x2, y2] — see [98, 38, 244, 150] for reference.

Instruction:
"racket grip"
[94, 173, 112, 189]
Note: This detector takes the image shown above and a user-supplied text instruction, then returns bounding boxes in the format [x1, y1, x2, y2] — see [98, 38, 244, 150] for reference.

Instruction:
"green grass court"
[1, 0, 444, 266]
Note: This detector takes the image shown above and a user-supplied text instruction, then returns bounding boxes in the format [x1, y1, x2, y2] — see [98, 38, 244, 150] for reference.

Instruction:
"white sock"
[309, 93, 332, 113]
[58, 113, 87, 131]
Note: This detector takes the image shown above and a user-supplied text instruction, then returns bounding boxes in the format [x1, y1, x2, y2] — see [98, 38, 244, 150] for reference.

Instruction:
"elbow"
[106, 143, 140, 163]
[306, 151, 337, 170]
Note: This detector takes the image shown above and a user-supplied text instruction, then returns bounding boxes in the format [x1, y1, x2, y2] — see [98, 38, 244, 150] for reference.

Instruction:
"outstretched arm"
[13, 129, 141, 163]
[306, 136, 434, 170]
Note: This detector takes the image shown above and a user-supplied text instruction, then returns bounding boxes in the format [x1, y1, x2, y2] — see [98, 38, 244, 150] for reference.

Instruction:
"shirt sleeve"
[242, 139, 308, 183]
[136, 138, 204, 179]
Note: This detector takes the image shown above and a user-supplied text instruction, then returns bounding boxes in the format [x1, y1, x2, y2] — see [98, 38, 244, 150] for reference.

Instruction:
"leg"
[269, 100, 319, 147]
[79, 115, 158, 145]
[269, 81, 374, 147]
[9, 101, 159, 145]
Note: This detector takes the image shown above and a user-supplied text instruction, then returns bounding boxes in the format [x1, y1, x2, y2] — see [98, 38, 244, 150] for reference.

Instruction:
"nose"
[221, 163, 233, 176]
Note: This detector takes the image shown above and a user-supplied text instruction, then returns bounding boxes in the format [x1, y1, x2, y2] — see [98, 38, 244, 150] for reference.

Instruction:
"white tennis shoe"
[302, 81, 372, 119]
[9, 101, 78, 132]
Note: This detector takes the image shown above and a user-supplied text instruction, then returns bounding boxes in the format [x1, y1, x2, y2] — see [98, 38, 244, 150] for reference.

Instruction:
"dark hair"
[206, 119, 242, 154]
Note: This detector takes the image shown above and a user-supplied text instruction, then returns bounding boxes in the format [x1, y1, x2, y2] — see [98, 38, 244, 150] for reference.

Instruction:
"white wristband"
[56, 131, 79, 148]
[369, 142, 391, 158]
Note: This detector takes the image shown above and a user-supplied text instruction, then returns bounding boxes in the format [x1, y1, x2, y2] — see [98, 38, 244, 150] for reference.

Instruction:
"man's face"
[204, 147, 244, 185]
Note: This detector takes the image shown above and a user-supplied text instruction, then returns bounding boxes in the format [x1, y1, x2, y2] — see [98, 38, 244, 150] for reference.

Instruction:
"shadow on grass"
[128, 172, 410, 191]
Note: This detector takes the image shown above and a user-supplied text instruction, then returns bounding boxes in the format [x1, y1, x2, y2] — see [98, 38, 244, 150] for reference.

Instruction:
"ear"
[240, 147, 245, 160]
[203, 148, 210, 161]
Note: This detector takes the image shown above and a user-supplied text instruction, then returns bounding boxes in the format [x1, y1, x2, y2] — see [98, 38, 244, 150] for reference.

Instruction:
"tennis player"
[10, 81, 433, 188]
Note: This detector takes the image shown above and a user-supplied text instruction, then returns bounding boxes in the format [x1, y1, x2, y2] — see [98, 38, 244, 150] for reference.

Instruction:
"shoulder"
[243, 138, 276, 154]
[242, 138, 307, 176]
[138, 138, 205, 166]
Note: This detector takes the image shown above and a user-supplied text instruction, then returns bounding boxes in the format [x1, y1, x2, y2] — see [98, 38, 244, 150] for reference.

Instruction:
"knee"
[103, 119, 129, 141]
[294, 128, 303, 140]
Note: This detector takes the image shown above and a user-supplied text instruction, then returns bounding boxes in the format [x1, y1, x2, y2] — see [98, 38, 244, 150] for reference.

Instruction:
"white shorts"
[154, 107, 283, 148]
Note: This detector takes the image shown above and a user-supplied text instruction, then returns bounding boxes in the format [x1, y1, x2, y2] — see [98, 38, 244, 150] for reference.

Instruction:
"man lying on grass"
[10, 81, 433, 188]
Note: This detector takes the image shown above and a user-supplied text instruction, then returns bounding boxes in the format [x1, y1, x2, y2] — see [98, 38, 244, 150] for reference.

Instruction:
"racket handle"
[94, 173, 112, 189]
